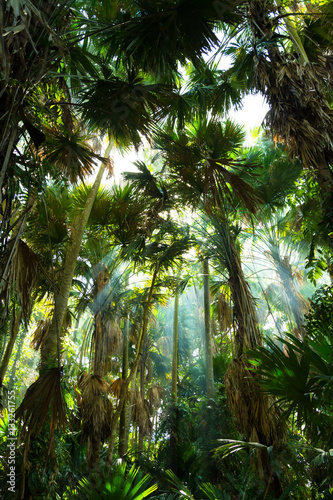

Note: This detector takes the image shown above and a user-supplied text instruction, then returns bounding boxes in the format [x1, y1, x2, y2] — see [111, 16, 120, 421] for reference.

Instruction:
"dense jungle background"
[1, 0, 333, 498]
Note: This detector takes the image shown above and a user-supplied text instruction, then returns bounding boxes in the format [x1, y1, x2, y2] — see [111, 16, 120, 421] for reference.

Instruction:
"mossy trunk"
[138, 362, 145, 452]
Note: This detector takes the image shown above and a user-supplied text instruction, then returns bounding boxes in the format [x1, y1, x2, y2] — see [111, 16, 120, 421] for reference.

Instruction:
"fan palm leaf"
[156, 118, 262, 214]
[249, 331, 333, 445]
[70, 463, 157, 499]
[92, 0, 240, 78]
[78, 71, 172, 146]
[42, 129, 103, 183]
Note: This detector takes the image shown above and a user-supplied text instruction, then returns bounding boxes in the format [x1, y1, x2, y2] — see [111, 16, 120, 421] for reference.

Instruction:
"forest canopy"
[0, 0, 333, 499]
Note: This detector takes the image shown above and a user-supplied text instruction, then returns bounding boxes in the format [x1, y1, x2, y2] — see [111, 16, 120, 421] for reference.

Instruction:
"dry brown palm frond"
[147, 383, 164, 409]
[109, 377, 129, 400]
[93, 319, 123, 376]
[298, 293, 310, 315]
[78, 372, 113, 442]
[13, 239, 40, 326]
[218, 293, 233, 332]
[225, 357, 284, 450]
[16, 367, 67, 439]
[131, 386, 144, 425]
[229, 265, 262, 351]
[259, 59, 333, 175]
[132, 391, 151, 435]
[30, 319, 51, 351]
[141, 399, 152, 436]
[105, 319, 123, 355]
[105, 157, 114, 178]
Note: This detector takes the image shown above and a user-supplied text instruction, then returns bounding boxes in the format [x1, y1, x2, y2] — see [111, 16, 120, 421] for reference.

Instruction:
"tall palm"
[203, 257, 215, 400]
[106, 219, 192, 462]
[155, 117, 285, 495]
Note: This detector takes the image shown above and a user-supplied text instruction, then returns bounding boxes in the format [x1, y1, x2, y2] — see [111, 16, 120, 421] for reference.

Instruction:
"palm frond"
[248, 332, 333, 437]
[16, 367, 67, 438]
[147, 383, 164, 408]
[218, 292, 233, 332]
[13, 239, 41, 326]
[30, 319, 51, 352]
[78, 73, 171, 145]
[69, 462, 158, 499]
[77, 371, 113, 444]
[42, 129, 102, 183]
[96, 0, 240, 77]
[165, 469, 195, 500]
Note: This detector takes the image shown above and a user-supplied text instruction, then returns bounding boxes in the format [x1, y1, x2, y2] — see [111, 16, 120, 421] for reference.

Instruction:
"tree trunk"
[171, 290, 179, 403]
[119, 315, 129, 457]
[7, 329, 25, 392]
[0, 307, 22, 388]
[138, 362, 145, 452]
[203, 258, 215, 400]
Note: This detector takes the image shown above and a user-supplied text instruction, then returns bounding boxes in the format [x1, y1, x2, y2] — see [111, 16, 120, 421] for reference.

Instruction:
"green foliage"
[305, 284, 333, 347]
[249, 330, 333, 445]
[66, 463, 158, 499]
[3, 1, 333, 498]
[246, 285, 333, 496]
[199, 482, 232, 500]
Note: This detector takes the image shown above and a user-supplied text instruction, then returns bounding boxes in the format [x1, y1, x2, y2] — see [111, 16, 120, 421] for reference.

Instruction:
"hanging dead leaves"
[256, 58, 333, 184]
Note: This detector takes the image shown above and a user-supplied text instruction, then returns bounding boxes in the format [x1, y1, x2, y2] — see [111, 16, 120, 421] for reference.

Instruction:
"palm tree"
[40, 143, 112, 374]
[154, 116, 286, 495]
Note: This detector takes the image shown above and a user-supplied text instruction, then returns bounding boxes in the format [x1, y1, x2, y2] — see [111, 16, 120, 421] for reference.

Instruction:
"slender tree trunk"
[7, 329, 25, 392]
[119, 315, 129, 457]
[170, 290, 180, 475]
[125, 364, 138, 454]
[40, 143, 112, 373]
[85, 263, 111, 469]
[0, 307, 22, 388]
[171, 291, 179, 403]
[138, 361, 145, 452]
[203, 258, 215, 400]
